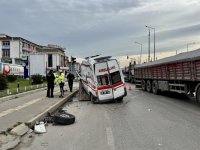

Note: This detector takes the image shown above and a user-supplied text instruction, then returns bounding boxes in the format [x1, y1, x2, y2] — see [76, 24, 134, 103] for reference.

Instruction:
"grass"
[0, 78, 47, 98]
[8, 78, 31, 89]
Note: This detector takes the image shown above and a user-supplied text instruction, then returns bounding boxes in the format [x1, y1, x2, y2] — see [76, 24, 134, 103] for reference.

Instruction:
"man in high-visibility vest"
[57, 70, 65, 97]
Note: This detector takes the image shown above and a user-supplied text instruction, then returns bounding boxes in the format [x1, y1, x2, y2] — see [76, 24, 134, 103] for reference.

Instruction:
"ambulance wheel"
[90, 94, 96, 103]
[54, 112, 75, 125]
[117, 98, 123, 102]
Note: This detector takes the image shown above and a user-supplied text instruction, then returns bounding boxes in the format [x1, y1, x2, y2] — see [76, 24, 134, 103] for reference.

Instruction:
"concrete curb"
[10, 123, 29, 136]
[26, 89, 79, 128]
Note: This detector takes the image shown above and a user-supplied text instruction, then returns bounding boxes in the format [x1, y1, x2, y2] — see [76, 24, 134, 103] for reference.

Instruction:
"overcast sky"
[1, 0, 200, 64]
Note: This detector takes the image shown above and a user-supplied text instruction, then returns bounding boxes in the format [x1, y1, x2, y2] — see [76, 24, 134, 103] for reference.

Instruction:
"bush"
[0, 74, 8, 90]
[42, 76, 47, 82]
[31, 74, 43, 85]
[7, 75, 17, 82]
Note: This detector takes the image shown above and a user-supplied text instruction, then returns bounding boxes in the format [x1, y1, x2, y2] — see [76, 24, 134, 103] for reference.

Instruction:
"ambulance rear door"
[94, 62, 114, 101]
[107, 60, 125, 99]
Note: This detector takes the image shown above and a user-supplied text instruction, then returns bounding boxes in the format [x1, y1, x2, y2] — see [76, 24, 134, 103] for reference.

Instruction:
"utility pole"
[146, 25, 155, 61]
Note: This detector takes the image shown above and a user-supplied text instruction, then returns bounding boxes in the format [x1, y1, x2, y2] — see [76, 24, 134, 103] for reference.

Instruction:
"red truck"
[134, 48, 200, 102]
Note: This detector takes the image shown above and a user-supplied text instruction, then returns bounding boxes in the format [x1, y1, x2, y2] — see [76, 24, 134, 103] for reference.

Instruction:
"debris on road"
[34, 122, 46, 134]
[54, 110, 75, 125]
[147, 108, 152, 112]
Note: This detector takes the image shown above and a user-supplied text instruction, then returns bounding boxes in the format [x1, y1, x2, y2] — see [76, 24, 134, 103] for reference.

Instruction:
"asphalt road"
[15, 83, 200, 150]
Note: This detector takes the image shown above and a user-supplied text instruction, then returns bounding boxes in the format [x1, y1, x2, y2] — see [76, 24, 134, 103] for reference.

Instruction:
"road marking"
[104, 110, 110, 121]
[0, 97, 44, 118]
[106, 127, 115, 150]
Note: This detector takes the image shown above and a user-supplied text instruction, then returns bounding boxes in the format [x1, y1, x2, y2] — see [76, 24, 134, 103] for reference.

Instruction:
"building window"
[48, 54, 53, 67]
[2, 49, 10, 57]
[2, 41, 10, 46]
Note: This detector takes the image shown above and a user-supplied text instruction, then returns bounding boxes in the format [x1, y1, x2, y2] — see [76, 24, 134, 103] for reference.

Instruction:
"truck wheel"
[152, 80, 159, 94]
[141, 80, 146, 91]
[146, 80, 152, 92]
[196, 87, 200, 103]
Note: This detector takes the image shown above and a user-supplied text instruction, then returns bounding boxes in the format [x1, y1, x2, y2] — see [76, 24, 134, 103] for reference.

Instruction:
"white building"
[0, 34, 38, 64]
[0, 34, 67, 77]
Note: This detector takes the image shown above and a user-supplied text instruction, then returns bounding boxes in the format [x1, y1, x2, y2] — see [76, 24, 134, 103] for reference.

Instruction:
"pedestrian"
[67, 72, 75, 92]
[57, 70, 65, 97]
[46, 69, 55, 98]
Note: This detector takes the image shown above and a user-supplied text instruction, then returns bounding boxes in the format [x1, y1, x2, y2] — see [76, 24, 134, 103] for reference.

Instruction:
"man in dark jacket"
[46, 70, 55, 97]
[67, 72, 75, 92]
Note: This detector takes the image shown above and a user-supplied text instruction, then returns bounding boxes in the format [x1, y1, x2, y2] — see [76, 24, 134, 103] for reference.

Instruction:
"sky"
[0, 0, 200, 67]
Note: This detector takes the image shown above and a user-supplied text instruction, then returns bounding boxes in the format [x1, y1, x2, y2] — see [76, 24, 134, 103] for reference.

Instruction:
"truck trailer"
[134, 48, 200, 102]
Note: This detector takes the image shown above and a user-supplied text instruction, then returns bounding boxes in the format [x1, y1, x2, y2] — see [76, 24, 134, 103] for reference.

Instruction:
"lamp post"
[135, 42, 143, 64]
[187, 42, 196, 52]
[145, 25, 155, 61]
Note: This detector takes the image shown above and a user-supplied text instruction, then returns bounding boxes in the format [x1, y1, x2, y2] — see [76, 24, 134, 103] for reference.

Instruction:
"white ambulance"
[80, 55, 127, 103]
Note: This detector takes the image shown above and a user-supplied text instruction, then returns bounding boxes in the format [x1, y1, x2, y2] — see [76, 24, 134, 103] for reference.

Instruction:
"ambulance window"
[97, 75, 110, 86]
[110, 71, 121, 84]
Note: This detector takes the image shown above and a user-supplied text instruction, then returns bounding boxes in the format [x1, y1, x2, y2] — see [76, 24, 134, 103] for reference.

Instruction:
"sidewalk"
[0, 82, 79, 149]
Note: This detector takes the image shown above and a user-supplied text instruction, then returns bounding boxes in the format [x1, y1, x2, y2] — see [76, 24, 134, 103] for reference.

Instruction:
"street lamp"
[145, 25, 155, 61]
[135, 42, 143, 64]
[187, 42, 196, 52]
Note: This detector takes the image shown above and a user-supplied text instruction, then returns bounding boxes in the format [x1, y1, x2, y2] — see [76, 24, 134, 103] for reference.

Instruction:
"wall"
[10, 40, 20, 58]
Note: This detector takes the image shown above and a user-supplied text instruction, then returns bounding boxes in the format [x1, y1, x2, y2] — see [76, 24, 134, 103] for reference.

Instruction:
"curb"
[26, 89, 79, 128]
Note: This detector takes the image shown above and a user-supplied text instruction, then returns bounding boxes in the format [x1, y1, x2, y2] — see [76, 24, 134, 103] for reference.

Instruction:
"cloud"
[0, 0, 200, 60]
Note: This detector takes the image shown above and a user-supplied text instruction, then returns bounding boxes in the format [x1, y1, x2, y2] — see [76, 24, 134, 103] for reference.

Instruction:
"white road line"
[0, 97, 44, 118]
[106, 127, 115, 150]
[104, 110, 110, 121]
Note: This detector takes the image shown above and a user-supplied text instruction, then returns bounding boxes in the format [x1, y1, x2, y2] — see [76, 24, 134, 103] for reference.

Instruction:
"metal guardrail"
[0, 84, 47, 98]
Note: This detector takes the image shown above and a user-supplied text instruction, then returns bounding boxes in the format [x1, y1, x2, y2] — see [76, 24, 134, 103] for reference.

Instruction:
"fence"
[0, 83, 47, 98]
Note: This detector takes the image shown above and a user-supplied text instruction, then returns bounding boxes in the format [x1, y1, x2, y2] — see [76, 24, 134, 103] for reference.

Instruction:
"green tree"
[0, 74, 8, 90]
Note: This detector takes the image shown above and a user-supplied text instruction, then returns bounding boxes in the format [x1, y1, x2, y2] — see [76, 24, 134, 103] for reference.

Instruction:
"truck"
[29, 54, 47, 76]
[134, 48, 200, 102]
[124, 62, 135, 83]
[79, 55, 127, 103]
[0, 62, 24, 76]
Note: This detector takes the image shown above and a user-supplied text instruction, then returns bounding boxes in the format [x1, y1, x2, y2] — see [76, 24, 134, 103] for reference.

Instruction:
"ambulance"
[80, 55, 127, 103]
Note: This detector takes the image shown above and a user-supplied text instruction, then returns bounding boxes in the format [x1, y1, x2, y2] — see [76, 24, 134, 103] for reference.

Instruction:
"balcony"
[2, 45, 10, 49]
[22, 47, 32, 52]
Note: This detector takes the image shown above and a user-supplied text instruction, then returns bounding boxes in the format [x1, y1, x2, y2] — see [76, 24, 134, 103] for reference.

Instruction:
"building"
[0, 34, 67, 77]
[0, 34, 39, 65]
[36, 44, 66, 69]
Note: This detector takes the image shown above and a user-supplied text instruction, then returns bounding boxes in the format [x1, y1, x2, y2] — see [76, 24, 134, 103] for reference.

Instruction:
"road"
[15, 83, 200, 150]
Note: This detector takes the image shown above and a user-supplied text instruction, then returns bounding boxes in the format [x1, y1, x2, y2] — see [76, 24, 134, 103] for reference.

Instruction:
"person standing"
[46, 70, 55, 98]
[67, 72, 75, 92]
[57, 70, 65, 97]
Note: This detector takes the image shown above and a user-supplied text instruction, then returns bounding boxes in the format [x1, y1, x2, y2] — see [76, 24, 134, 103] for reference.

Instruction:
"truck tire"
[146, 80, 152, 92]
[196, 87, 200, 103]
[152, 80, 159, 94]
[141, 80, 146, 91]
[54, 112, 75, 125]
